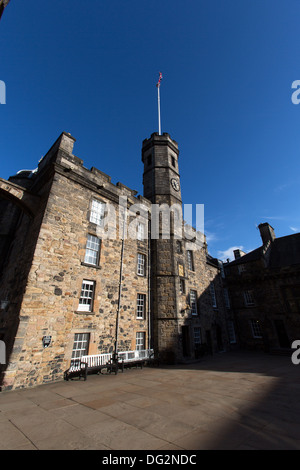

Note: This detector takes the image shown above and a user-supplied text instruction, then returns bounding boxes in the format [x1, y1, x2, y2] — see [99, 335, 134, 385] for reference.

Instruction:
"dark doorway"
[182, 326, 191, 357]
[274, 319, 290, 348]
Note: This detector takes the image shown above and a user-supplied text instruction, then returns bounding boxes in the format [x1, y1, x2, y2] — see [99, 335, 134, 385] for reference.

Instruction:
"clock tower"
[142, 132, 181, 206]
[142, 132, 185, 363]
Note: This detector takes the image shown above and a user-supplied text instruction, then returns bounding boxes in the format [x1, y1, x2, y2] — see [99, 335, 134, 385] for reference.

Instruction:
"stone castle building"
[0, 131, 233, 390]
[224, 223, 300, 352]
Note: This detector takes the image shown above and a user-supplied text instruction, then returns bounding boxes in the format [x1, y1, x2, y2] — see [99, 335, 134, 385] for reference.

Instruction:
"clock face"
[171, 178, 180, 192]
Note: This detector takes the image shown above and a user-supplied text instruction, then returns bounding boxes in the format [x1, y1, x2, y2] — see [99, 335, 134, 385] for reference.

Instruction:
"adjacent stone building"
[224, 223, 300, 352]
[0, 131, 232, 390]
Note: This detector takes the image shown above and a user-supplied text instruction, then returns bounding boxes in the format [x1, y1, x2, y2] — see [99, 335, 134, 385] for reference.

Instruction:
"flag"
[156, 72, 163, 88]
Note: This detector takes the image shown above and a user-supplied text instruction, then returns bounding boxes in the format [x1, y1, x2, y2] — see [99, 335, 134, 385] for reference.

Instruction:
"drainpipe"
[148, 218, 151, 350]
[114, 199, 127, 368]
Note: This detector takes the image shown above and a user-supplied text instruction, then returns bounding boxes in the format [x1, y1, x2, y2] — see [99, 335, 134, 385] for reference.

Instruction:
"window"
[71, 333, 90, 361]
[84, 234, 101, 266]
[147, 155, 152, 166]
[187, 250, 194, 271]
[210, 283, 217, 308]
[218, 260, 225, 278]
[238, 264, 246, 274]
[90, 199, 105, 226]
[78, 280, 95, 312]
[194, 327, 202, 344]
[176, 240, 182, 253]
[171, 156, 176, 167]
[244, 290, 255, 307]
[190, 290, 197, 315]
[137, 253, 146, 276]
[137, 294, 146, 319]
[136, 332, 146, 350]
[223, 288, 230, 309]
[179, 278, 185, 294]
[281, 285, 300, 313]
[250, 319, 262, 338]
[227, 320, 236, 344]
[137, 222, 146, 241]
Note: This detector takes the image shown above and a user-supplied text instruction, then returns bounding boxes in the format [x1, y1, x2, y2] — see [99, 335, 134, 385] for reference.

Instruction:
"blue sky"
[1, 0, 300, 260]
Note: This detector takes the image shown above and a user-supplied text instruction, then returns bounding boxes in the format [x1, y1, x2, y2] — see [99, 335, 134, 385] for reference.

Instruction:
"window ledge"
[81, 262, 101, 270]
[75, 311, 96, 315]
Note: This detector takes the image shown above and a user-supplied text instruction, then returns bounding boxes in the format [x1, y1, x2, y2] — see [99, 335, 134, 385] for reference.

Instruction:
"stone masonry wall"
[2, 148, 151, 389]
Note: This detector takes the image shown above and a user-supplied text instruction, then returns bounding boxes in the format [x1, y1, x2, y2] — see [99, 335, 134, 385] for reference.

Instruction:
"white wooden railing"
[80, 353, 112, 368]
[118, 349, 153, 362]
[80, 349, 154, 368]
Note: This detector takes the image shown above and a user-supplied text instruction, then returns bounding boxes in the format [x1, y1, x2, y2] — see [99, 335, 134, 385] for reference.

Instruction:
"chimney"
[233, 249, 246, 260]
[258, 223, 276, 245]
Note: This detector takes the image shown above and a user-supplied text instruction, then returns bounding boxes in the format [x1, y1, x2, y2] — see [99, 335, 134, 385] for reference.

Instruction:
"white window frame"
[190, 289, 197, 315]
[71, 333, 90, 360]
[137, 222, 146, 241]
[137, 253, 146, 276]
[78, 280, 95, 312]
[137, 293, 146, 319]
[90, 199, 105, 226]
[84, 234, 101, 266]
[250, 319, 262, 338]
[136, 331, 146, 350]
[244, 290, 255, 307]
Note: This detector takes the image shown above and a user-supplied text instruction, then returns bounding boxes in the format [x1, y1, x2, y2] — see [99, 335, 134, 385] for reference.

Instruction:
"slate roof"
[226, 232, 300, 269]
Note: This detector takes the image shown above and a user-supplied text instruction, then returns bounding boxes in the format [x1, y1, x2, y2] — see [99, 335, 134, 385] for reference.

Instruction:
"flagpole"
[156, 72, 162, 135]
[157, 84, 161, 135]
